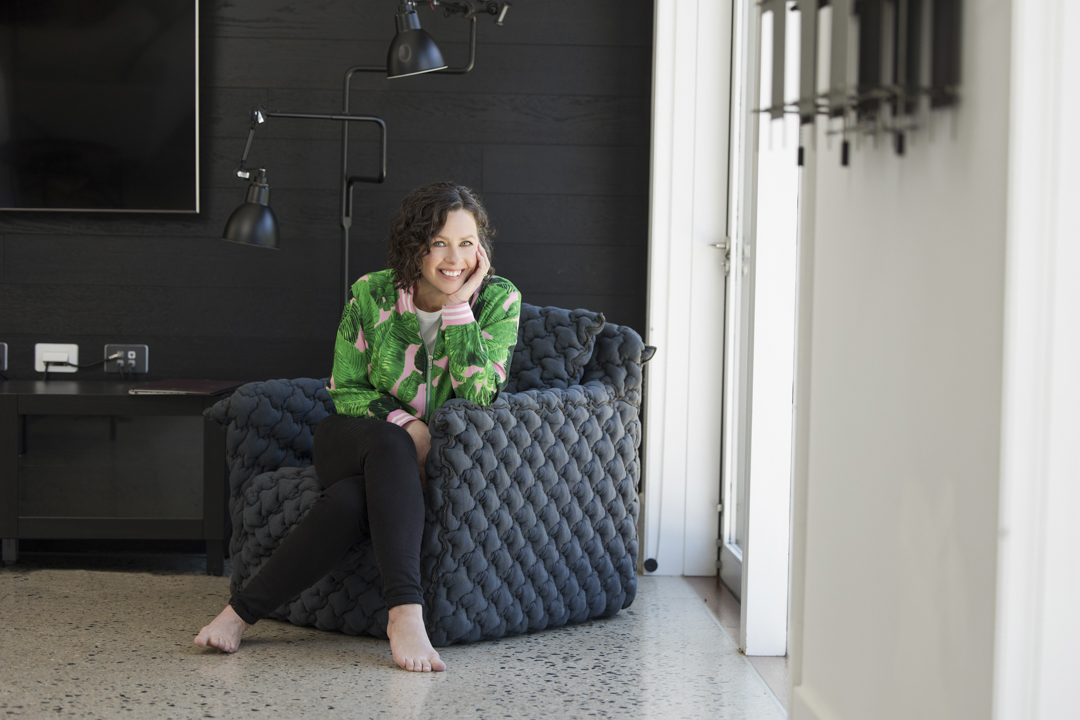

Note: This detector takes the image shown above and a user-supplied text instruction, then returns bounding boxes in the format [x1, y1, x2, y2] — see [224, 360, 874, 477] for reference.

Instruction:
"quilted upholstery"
[208, 303, 649, 646]
[502, 305, 606, 393]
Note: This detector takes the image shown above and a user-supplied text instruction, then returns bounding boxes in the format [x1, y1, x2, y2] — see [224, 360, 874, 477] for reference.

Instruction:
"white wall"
[790, 1, 1014, 718]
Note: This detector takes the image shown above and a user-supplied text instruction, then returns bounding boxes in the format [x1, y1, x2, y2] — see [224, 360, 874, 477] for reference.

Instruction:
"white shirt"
[415, 307, 442, 356]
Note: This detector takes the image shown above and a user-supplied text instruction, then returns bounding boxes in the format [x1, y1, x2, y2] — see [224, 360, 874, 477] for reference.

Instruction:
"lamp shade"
[387, 8, 446, 78]
[222, 175, 279, 249]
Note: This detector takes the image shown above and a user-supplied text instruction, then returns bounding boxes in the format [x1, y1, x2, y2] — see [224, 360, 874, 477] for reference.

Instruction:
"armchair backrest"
[504, 303, 604, 393]
[579, 322, 650, 407]
[505, 303, 650, 406]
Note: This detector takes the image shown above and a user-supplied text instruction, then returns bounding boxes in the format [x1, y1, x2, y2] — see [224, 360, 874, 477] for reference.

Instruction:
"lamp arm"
[436, 15, 477, 75]
[341, 117, 389, 228]
[234, 122, 258, 179]
[244, 111, 387, 233]
[265, 111, 385, 126]
[343, 117, 389, 187]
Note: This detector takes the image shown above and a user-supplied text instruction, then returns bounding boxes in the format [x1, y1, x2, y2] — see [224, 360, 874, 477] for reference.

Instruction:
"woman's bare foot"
[386, 604, 445, 672]
[194, 605, 250, 653]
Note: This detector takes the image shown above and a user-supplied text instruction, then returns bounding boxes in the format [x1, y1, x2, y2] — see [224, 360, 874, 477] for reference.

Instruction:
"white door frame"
[737, 0, 799, 657]
[993, 1, 1080, 717]
[718, 0, 762, 600]
[645, 0, 797, 661]
[642, 0, 733, 578]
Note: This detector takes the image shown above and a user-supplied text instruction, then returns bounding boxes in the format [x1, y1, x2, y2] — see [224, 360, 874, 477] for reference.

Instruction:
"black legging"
[228, 415, 426, 625]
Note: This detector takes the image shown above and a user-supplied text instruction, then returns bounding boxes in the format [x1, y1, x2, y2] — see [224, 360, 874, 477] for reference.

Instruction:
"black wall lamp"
[222, 0, 512, 305]
[388, 1, 447, 78]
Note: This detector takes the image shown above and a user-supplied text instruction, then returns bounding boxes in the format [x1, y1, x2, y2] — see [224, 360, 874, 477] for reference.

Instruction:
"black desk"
[0, 381, 228, 575]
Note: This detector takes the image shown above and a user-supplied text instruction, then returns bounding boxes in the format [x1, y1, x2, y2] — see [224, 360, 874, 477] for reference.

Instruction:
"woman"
[195, 183, 521, 672]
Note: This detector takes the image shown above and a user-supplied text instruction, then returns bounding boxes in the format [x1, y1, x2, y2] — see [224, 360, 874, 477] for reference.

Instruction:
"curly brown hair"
[385, 182, 495, 291]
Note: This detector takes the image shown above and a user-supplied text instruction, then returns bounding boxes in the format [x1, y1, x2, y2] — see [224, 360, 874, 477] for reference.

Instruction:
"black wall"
[0, 0, 653, 382]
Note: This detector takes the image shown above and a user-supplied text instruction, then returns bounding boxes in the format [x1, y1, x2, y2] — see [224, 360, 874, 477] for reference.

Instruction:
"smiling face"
[416, 208, 479, 307]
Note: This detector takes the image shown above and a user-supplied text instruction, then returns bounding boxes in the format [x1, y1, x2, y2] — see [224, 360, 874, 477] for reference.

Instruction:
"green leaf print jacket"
[327, 269, 522, 427]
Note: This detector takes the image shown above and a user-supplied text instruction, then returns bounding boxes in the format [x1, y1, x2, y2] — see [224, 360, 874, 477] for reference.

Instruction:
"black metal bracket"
[230, 7, 485, 305]
[261, 111, 387, 230]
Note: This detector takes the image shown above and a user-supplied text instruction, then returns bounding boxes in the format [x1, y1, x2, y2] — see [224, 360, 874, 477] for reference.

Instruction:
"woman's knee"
[314, 415, 380, 466]
[314, 414, 416, 470]
[367, 420, 416, 458]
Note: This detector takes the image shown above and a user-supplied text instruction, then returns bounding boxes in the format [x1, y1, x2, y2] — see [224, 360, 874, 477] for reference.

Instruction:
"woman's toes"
[194, 606, 249, 653]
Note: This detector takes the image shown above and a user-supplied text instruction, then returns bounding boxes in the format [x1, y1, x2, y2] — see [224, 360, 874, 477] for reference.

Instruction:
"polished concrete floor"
[684, 576, 790, 707]
[0, 554, 785, 719]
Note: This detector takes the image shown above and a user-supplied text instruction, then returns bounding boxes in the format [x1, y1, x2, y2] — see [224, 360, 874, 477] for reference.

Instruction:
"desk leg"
[1, 539, 16, 565]
[203, 405, 228, 577]
[206, 539, 224, 576]
[1, 395, 17, 557]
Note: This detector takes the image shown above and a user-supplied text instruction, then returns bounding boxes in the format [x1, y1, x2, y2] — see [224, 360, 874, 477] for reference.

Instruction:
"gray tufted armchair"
[207, 304, 653, 646]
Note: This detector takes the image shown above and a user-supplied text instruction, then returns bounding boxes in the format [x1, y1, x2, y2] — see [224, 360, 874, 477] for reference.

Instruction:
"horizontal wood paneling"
[204, 0, 653, 47]
[496, 244, 647, 296]
[210, 38, 652, 96]
[2, 234, 337, 289]
[483, 145, 650, 195]
[254, 90, 650, 146]
[0, 0, 653, 380]
[480, 194, 650, 246]
[205, 139, 485, 192]
[0, 285, 340, 340]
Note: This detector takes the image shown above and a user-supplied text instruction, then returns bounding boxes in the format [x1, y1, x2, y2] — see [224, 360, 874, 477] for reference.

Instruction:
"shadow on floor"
[3, 550, 229, 576]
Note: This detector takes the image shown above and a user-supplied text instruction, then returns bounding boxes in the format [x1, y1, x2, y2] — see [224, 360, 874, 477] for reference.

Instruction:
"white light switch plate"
[35, 343, 79, 373]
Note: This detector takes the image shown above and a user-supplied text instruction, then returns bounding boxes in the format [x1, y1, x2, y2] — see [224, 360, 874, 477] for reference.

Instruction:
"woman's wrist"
[386, 409, 417, 428]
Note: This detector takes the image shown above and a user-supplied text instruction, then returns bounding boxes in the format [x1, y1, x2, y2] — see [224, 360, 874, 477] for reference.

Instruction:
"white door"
[642, 0, 734, 579]
[719, 0, 800, 656]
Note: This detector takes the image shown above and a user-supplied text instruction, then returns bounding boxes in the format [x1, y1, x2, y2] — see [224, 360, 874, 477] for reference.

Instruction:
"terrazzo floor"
[0, 554, 785, 719]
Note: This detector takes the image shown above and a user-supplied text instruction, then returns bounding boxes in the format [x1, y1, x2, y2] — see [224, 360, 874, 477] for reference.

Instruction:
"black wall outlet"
[104, 344, 149, 374]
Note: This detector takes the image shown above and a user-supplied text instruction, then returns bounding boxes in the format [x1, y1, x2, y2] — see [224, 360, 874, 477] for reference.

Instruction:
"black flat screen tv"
[0, 0, 198, 213]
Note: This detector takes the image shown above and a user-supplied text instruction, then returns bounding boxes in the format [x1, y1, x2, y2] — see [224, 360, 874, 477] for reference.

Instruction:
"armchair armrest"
[205, 378, 336, 498]
[420, 382, 641, 645]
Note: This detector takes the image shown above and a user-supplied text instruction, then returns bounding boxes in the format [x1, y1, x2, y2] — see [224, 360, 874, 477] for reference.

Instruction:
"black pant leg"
[316, 415, 427, 609]
[229, 415, 427, 624]
[229, 474, 367, 624]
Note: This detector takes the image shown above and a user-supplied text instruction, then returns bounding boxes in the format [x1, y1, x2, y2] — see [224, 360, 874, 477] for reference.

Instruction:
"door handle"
[710, 238, 732, 274]
[709, 237, 731, 251]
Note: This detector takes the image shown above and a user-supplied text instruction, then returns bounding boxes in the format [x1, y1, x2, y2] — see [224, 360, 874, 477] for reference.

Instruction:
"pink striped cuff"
[441, 302, 475, 328]
[386, 409, 416, 427]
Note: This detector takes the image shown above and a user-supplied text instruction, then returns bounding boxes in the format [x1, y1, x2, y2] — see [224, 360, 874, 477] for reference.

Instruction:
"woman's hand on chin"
[445, 244, 490, 306]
